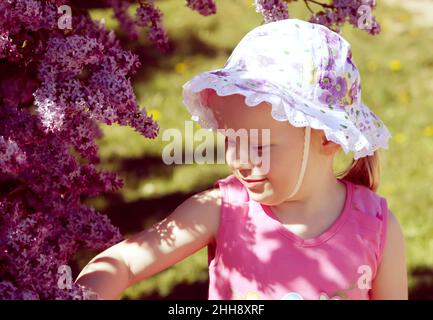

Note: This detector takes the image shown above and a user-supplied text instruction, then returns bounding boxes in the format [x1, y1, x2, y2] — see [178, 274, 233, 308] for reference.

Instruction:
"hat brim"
[182, 68, 392, 160]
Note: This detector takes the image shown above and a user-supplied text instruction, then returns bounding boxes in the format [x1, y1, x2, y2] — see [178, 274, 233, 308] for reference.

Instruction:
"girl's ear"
[316, 130, 341, 155]
[199, 89, 211, 107]
[322, 138, 330, 146]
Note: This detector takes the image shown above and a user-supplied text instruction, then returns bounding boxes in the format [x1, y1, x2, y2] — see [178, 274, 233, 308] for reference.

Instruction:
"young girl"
[75, 18, 408, 300]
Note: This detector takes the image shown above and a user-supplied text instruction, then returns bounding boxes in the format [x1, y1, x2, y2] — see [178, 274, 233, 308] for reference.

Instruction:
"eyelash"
[224, 138, 269, 149]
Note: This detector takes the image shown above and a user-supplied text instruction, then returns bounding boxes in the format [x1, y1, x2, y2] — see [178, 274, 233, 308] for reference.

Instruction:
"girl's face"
[205, 89, 340, 205]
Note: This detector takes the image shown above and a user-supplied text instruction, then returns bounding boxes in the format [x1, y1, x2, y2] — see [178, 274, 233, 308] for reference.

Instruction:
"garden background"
[73, 0, 433, 299]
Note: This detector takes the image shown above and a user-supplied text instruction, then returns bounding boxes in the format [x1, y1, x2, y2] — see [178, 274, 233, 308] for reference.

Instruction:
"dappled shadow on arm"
[74, 177, 222, 299]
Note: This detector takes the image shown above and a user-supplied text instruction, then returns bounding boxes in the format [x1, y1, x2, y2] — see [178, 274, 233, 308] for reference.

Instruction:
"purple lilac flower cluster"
[254, 0, 290, 23]
[136, 0, 169, 52]
[186, 0, 217, 16]
[0, 0, 164, 299]
[253, 0, 380, 35]
[308, 0, 380, 35]
[108, 0, 170, 52]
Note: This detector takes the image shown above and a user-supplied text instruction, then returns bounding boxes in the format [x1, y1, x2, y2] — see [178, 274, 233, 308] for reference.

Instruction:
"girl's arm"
[74, 188, 221, 300]
[371, 210, 408, 299]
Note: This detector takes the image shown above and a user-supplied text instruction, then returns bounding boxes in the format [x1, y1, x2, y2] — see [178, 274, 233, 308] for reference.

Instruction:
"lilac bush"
[0, 0, 160, 300]
[0, 0, 379, 300]
[255, 0, 380, 34]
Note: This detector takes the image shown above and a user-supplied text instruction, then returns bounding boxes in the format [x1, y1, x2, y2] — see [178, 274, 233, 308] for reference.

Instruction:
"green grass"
[82, 0, 433, 299]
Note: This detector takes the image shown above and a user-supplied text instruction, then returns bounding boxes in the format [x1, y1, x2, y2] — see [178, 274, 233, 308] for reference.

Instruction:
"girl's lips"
[241, 178, 267, 183]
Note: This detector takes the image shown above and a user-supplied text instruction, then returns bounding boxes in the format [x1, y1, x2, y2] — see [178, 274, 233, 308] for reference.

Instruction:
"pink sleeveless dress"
[207, 174, 389, 300]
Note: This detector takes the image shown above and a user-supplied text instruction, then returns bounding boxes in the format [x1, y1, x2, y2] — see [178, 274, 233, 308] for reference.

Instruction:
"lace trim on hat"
[182, 73, 392, 160]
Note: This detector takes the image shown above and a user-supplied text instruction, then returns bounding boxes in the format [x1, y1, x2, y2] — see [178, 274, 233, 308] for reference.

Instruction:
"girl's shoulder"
[345, 180, 390, 259]
[347, 180, 389, 221]
[213, 174, 249, 204]
[179, 186, 222, 244]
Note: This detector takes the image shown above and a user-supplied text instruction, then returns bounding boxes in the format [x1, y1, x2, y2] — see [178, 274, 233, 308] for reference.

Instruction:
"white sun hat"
[182, 18, 392, 161]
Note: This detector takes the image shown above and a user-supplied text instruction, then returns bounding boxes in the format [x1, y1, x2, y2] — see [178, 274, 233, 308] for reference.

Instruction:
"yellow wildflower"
[389, 59, 402, 72]
[423, 126, 433, 137]
[147, 109, 160, 121]
[175, 62, 188, 74]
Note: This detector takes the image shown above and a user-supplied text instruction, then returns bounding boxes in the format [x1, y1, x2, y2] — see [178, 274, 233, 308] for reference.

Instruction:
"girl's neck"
[271, 175, 346, 225]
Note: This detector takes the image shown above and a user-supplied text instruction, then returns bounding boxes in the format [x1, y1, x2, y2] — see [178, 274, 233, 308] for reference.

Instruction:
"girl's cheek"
[226, 150, 234, 167]
[269, 154, 291, 176]
[225, 143, 235, 166]
[225, 142, 251, 166]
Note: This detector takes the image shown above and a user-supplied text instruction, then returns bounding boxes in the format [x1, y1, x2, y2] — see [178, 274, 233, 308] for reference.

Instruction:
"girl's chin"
[247, 189, 273, 202]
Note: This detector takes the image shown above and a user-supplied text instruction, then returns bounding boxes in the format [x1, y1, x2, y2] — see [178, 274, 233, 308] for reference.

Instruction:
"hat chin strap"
[286, 126, 311, 200]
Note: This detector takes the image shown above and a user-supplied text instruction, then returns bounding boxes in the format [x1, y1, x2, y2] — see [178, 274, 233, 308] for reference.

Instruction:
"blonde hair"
[336, 151, 381, 193]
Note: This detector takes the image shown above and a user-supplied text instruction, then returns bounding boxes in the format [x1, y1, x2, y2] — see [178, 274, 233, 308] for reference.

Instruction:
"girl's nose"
[226, 142, 253, 170]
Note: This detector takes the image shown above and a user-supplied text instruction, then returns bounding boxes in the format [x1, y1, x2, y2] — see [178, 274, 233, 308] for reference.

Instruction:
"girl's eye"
[252, 145, 270, 157]
[224, 137, 270, 150]
[253, 145, 269, 150]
